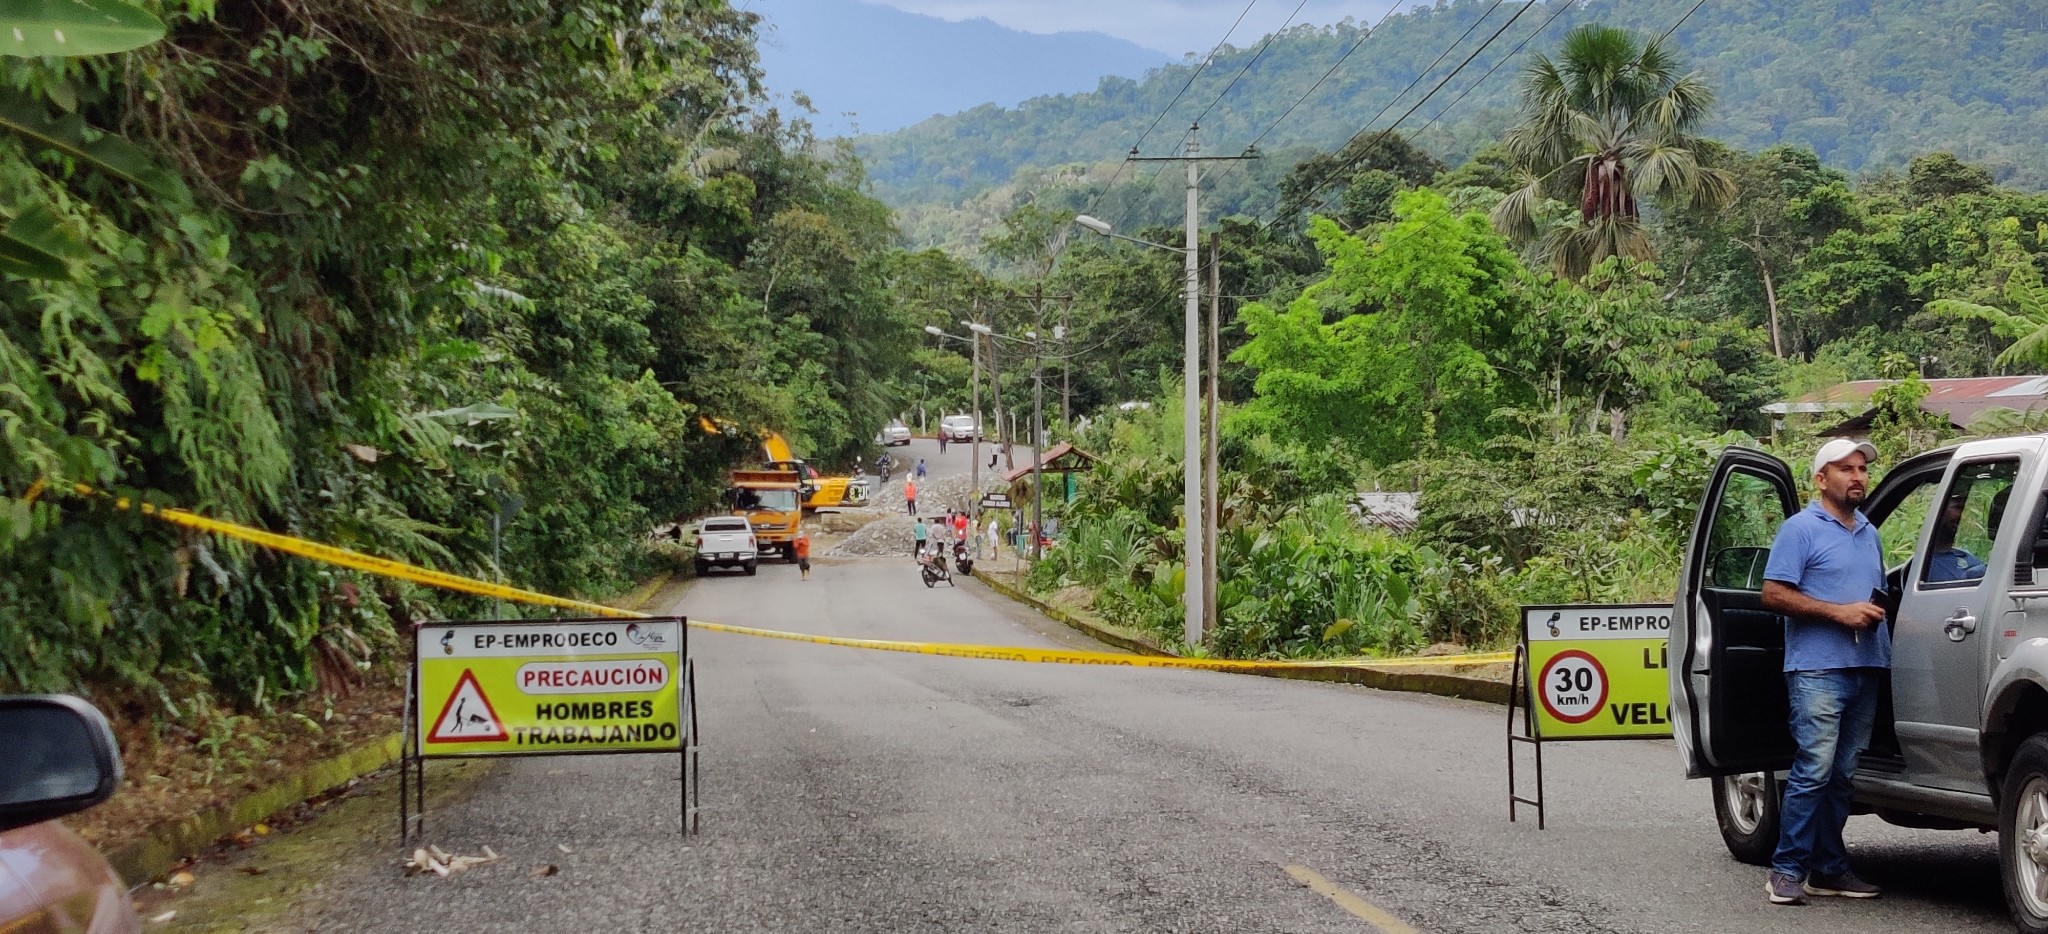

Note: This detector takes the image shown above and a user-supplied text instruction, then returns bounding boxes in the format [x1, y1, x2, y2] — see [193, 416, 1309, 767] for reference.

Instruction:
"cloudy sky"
[871, 0, 1414, 57]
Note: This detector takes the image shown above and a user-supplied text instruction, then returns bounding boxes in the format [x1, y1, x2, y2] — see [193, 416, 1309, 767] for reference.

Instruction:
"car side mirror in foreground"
[0, 695, 122, 834]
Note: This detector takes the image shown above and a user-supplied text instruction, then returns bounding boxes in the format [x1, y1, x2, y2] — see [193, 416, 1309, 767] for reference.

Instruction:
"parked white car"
[694, 516, 758, 576]
[874, 421, 911, 446]
[939, 414, 981, 442]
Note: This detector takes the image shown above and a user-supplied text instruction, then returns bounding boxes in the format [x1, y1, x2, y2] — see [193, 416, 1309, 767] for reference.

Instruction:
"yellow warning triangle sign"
[428, 669, 507, 743]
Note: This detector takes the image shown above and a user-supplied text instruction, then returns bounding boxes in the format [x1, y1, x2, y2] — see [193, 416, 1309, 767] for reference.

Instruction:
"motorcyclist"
[876, 451, 894, 482]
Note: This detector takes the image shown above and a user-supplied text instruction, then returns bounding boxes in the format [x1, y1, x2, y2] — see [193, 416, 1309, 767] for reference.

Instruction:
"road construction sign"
[1521, 604, 1672, 740]
[412, 617, 687, 758]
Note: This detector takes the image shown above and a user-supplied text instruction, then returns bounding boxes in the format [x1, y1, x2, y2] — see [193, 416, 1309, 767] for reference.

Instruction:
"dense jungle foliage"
[986, 22, 2048, 654]
[0, 1, 931, 714]
[864, 0, 2048, 256]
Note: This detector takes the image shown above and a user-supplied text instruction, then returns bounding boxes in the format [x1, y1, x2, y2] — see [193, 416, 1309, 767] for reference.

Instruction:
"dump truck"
[727, 468, 803, 562]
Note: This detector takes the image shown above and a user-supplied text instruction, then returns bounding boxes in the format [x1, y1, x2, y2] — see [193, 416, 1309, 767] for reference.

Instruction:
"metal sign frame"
[399, 616, 699, 842]
[1507, 603, 1674, 830]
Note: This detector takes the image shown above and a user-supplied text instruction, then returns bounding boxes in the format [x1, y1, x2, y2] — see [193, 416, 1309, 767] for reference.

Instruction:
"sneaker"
[1803, 870, 1881, 898]
[1766, 871, 1807, 905]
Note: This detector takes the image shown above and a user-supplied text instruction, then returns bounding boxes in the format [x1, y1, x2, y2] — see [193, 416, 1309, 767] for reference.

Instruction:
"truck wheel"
[785, 548, 799, 564]
[694, 561, 709, 577]
[2001, 735, 2048, 933]
[1712, 771, 1781, 866]
[744, 562, 758, 576]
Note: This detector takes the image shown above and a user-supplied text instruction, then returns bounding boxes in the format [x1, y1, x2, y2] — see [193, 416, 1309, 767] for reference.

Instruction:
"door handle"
[1945, 608, 1979, 643]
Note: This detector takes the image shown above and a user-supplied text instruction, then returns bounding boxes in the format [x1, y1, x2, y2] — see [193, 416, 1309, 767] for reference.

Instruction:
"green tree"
[1488, 24, 1735, 277]
[1233, 189, 1532, 463]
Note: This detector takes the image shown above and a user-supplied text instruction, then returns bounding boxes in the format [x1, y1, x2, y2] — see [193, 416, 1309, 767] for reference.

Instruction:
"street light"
[1074, 212, 1205, 650]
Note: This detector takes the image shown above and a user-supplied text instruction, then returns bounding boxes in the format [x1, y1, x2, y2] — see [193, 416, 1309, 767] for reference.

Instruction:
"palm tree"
[1490, 24, 1735, 278]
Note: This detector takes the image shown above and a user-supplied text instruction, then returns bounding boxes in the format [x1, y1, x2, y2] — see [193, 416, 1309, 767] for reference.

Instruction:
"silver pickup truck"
[1673, 438, 2048, 931]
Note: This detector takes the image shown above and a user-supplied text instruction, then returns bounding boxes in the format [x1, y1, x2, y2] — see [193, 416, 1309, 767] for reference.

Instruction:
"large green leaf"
[0, 89, 181, 197]
[0, 203, 89, 278]
[0, 0, 165, 57]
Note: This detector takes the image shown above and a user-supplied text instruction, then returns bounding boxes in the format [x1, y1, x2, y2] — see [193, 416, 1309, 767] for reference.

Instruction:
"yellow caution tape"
[691, 620, 1512, 670]
[60, 484, 1511, 671]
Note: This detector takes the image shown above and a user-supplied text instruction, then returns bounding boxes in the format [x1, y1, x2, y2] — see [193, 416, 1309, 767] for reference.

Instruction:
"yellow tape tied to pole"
[66, 484, 1510, 672]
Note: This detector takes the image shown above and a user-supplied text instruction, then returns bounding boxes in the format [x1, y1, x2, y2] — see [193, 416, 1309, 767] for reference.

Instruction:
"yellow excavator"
[702, 418, 868, 511]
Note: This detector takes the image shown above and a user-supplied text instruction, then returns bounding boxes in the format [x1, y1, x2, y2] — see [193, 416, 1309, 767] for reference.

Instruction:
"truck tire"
[744, 561, 758, 576]
[694, 561, 709, 577]
[1712, 771, 1781, 866]
[2001, 734, 2048, 933]
[785, 547, 799, 564]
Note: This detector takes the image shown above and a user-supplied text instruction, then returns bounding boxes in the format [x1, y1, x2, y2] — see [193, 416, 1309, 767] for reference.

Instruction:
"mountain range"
[752, 0, 1169, 138]
[852, 0, 2048, 213]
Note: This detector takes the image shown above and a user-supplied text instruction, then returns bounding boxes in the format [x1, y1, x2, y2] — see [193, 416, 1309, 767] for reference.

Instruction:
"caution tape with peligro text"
[58, 484, 1512, 672]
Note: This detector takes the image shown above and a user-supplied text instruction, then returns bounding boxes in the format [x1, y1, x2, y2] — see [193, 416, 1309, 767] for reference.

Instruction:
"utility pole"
[969, 298, 982, 524]
[1061, 298, 1072, 435]
[1206, 232, 1222, 640]
[1031, 327, 1045, 561]
[1128, 124, 1256, 649]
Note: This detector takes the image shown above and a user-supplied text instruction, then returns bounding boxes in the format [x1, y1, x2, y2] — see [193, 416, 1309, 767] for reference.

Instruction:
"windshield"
[701, 520, 748, 533]
[749, 489, 798, 511]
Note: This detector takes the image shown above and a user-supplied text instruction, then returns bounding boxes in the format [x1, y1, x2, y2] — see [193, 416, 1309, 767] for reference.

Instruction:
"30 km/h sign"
[1521, 604, 1672, 740]
[412, 617, 687, 758]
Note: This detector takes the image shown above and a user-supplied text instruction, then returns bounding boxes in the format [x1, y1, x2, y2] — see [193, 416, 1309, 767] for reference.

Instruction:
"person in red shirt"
[794, 532, 812, 581]
[903, 479, 917, 515]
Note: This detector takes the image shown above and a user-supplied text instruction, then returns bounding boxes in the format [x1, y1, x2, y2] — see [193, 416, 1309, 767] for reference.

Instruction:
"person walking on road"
[794, 532, 812, 581]
[1758, 438, 1889, 906]
[904, 478, 917, 515]
[912, 517, 928, 558]
[939, 433, 948, 454]
[916, 458, 927, 480]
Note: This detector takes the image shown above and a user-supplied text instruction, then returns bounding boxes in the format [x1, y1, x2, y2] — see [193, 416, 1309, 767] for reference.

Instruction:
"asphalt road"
[297, 442, 2015, 933]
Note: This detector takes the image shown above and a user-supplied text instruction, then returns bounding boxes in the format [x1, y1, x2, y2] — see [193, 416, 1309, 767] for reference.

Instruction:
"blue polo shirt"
[1762, 501, 1891, 671]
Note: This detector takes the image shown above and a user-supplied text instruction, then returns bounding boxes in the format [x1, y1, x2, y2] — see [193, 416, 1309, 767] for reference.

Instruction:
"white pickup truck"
[694, 516, 758, 576]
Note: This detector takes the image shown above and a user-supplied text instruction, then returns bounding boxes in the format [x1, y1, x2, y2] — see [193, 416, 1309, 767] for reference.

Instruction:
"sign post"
[980, 492, 1012, 510]
[401, 616, 698, 841]
[1507, 603, 1672, 828]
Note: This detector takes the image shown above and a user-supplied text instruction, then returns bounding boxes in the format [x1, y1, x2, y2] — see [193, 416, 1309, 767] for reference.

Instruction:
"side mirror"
[0, 695, 123, 835]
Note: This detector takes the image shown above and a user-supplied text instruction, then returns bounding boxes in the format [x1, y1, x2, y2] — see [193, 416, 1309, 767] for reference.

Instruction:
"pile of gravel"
[829, 472, 1005, 557]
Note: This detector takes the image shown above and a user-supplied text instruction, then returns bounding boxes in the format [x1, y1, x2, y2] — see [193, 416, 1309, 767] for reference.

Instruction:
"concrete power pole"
[1206, 232, 1222, 640]
[969, 298, 982, 523]
[1128, 125, 1255, 649]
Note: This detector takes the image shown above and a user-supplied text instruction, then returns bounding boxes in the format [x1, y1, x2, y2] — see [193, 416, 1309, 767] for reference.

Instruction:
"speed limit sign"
[1536, 649, 1608, 724]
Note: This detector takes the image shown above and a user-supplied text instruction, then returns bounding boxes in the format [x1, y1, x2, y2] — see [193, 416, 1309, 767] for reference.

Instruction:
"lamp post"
[1073, 211, 1204, 649]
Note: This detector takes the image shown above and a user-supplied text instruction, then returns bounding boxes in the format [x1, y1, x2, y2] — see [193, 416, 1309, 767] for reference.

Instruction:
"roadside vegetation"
[1003, 24, 2047, 655]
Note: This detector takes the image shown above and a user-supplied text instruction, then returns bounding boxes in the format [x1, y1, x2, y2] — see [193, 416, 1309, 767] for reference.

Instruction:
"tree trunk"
[1739, 229, 1784, 358]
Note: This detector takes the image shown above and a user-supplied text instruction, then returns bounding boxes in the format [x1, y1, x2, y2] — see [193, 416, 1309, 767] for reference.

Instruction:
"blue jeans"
[1771, 667, 1881, 878]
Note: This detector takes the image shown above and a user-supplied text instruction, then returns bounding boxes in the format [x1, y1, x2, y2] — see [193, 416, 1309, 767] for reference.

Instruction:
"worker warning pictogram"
[428, 669, 507, 743]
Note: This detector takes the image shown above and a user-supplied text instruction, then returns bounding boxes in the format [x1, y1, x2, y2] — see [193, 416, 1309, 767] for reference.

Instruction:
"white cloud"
[873, 0, 1409, 57]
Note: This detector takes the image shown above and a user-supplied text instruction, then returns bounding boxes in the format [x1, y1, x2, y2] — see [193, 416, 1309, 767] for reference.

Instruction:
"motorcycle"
[952, 540, 974, 577]
[919, 547, 953, 588]
[876, 455, 894, 484]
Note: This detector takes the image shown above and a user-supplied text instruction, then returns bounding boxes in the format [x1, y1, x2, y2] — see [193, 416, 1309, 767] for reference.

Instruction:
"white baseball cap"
[1811, 438, 1878, 478]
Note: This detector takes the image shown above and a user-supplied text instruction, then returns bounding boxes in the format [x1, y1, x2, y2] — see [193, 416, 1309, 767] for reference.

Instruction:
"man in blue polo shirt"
[1758, 438, 1890, 906]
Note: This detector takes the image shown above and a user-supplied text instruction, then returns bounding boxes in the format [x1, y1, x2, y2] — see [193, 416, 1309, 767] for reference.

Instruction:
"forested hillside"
[0, 2, 929, 713]
[859, 0, 2048, 215]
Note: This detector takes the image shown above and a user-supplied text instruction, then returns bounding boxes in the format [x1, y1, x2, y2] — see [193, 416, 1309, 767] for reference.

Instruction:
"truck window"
[1878, 481, 1936, 569]
[1920, 458, 2018, 589]
[1706, 470, 1785, 591]
[757, 489, 799, 512]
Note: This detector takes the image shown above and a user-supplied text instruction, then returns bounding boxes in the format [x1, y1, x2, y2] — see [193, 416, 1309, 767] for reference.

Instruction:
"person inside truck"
[1757, 438, 1889, 906]
[1923, 491, 1989, 585]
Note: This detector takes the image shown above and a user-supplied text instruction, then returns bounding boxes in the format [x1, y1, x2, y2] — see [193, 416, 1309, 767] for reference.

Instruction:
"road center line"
[1284, 864, 1420, 934]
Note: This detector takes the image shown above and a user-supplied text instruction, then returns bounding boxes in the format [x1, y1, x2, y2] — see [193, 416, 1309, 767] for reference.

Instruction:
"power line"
[1189, 0, 1312, 133]
[1270, 0, 1543, 232]
[1410, 0, 1580, 143]
[1079, 0, 1264, 234]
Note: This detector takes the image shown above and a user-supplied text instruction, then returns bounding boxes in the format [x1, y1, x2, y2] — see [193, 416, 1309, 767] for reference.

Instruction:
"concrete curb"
[970, 573, 1511, 706]
[108, 569, 686, 885]
[109, 733, 402, 886]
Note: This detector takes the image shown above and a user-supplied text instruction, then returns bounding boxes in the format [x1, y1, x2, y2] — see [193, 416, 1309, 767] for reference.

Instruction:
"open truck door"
[1672, 447, 1801, 780]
